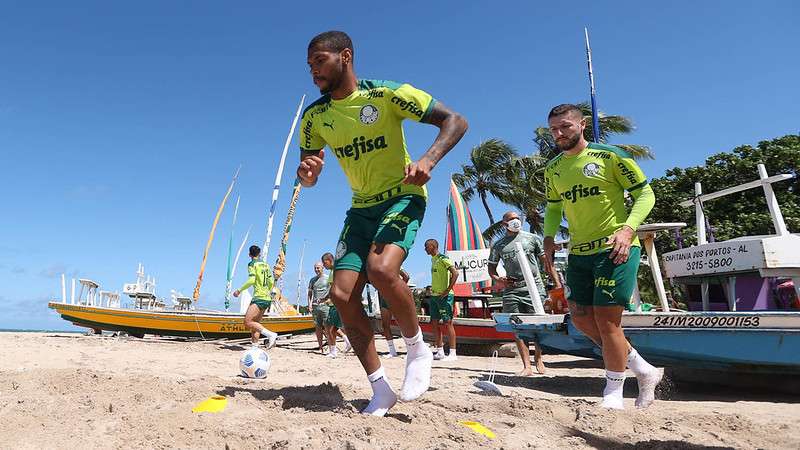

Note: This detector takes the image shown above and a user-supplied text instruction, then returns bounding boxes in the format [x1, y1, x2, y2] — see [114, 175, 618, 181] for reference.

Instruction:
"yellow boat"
[48, 301, 315, 339]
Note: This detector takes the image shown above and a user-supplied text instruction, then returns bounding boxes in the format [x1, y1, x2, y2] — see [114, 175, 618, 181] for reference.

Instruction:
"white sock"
[600, 370, 625, 410]
[329, 346, 338, 357]
[627, 348, 656, 376]
[448, 348, 456, 356]
[628, 348, 661, 408]
[399, 328, 433, 402]
[362, 367, 397, 417]
[343, 335, 352, 352]
[387, 340, 397, 356]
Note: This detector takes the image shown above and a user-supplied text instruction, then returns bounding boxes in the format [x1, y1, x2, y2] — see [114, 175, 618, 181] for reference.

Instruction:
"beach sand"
[2, 332, 799, 449]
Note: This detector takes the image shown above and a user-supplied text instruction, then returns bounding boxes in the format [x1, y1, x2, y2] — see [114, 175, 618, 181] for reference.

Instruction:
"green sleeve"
[543, 201, 563, 238]
[298, 106, 326, 151]
[238, 264, 256, 292]
[625, 184, 655, 231]
[388, 83, 436, 122]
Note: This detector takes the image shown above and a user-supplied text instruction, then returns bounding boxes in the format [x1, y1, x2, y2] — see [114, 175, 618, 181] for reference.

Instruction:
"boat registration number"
[651, 315, 760, 328]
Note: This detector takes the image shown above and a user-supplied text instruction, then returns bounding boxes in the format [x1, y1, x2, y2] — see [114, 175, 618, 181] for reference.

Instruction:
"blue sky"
[2, 2, 798, 330]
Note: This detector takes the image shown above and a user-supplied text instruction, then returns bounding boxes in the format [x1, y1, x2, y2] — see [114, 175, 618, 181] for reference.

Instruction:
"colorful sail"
[445, 179, 490, 295]
[193, 166, 240, 302]
[269, 177, 303, 315]
[224, 195, 241, 310]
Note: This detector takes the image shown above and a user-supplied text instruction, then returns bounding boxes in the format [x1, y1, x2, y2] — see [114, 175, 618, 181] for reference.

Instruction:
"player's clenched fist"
[298, 149, 325, 187]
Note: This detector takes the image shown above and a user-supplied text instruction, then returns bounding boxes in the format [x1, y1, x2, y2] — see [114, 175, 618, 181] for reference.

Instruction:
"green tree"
[534, 102, 654, 161]
[481, 154, 549, 242]
[452, 139, 517, 225]
[647, 134, 800, 256]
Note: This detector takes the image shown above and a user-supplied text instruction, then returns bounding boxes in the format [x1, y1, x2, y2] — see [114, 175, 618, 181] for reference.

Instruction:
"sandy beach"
[2, 332, 799, 449]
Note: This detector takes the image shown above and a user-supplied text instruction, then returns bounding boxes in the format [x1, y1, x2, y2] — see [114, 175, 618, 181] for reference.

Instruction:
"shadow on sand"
[569, 428, 735, 450]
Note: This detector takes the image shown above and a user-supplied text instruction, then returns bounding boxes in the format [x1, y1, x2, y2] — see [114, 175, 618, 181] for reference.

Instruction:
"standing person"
[308, 262, 331, 353]
[321, 252, 351, 358]
[542, 103, 659, 409]
[378, 268, 410, 358]
[233, 245, 278, 349]
[297, 31, 468, 416]
[424, 239, 459, 361]
[488, 211, 561, 376]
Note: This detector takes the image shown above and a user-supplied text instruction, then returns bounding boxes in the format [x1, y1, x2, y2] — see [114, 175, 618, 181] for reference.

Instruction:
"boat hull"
[49, 302, 315, 339]
[377, 314, 515, 346]
[496, 312, 800, 375]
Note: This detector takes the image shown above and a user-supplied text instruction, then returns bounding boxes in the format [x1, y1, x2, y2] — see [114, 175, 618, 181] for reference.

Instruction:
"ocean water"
[0, 329, 83, 333]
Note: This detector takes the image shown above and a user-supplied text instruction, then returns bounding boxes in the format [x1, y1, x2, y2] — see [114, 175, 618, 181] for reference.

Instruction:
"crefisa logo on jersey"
[359, 104, 379, 124]
[583, 162, 601, 177]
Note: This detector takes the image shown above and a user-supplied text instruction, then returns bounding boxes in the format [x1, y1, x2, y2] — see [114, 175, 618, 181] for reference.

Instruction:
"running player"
[542, 104, 660, 409]
[424, 239, 459, 361]
[297, 31, 468, 416]
[233, 245, 279, 349]
[378, 268, 410, 358]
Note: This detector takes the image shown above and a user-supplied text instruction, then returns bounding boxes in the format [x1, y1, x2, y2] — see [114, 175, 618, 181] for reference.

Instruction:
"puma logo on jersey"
[602, 288, 616, 299]
[323, 120, 334, 130]
[388, 223, 406, 234]
[333, 135, 388, 161]
[553, 172, 560, 177]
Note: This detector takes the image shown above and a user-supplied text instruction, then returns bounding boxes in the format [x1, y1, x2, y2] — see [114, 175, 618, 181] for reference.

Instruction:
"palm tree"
[481, 154, 549, 242]
[534, 102, 654, 161]
[452, 139, 517, 225]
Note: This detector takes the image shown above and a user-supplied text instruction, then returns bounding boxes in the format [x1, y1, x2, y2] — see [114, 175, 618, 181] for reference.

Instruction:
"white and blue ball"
[239, 347, 271, 379]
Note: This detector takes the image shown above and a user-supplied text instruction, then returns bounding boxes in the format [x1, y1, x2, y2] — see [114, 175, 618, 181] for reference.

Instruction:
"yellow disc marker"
[458, 421, 496, 439]
[192, 396, 228, 413]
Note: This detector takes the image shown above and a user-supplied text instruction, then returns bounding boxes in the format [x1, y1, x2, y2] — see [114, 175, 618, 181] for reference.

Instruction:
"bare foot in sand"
[516, 368, 535, 377]
[535, 358, 546, 374]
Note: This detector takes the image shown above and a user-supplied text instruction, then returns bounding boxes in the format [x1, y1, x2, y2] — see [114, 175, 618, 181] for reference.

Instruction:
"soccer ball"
[239, 347, 271, 379]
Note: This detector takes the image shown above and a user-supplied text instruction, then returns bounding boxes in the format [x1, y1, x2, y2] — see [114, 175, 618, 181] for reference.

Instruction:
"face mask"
[506, 218, 522, 232]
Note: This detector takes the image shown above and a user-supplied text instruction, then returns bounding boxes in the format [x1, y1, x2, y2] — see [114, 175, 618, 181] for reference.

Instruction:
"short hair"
[308, 31, 353, 55]
[321, 252, 334, 262]
[502, 210, 520, 221]
[248, 245, 261, 258]
[425, 238, 438, 246]
[548, 103, 583, 120]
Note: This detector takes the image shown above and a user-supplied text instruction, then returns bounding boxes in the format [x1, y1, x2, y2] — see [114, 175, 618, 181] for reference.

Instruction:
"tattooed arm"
[402, 102, 468, 185]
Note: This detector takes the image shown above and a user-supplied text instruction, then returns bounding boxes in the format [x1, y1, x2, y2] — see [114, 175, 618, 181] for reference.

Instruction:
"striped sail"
[445, 179, 490, 294]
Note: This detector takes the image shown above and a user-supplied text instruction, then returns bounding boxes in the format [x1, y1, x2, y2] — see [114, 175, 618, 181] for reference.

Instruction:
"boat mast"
[584, 27, 601, 143]
[295, 239, 307, 310]
[192, 166, 241, 303]
[263, 95, 306, 259]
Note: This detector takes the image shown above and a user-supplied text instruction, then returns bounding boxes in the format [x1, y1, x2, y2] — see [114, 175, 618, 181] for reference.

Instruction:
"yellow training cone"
[458, 421, 496, 439]
[192, 395, 228, 413]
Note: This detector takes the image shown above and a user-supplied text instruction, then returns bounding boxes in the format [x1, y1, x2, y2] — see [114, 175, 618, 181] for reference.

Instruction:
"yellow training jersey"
[298, 79, 436, 208]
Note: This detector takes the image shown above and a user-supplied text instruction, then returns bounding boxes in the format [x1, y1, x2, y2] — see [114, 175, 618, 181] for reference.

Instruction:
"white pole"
[61, 274, 67, 303]
[71, 278, 76, 305]
[694, 182, 706, 245]
[758, 164, 790, 236]
[263, 95, 306, 258]
[514, 241, 545, 315]
[642, 234, 671, 312]
[694, 182, 710, 311]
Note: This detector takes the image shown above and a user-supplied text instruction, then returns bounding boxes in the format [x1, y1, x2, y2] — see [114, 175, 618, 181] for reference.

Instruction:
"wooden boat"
[495, 164, 800, 390]
[48, 301, 314, 339]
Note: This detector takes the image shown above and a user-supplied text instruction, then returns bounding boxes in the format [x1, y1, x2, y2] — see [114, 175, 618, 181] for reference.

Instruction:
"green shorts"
[429, 293, 454, 322]
[250, 298, 272, 311]
[501, 287, 541, 314]
[565, 247, 641, 307]
[334, 195, 426, 273]
[312, 304, 330, 327]
[326, 305, 342, 328]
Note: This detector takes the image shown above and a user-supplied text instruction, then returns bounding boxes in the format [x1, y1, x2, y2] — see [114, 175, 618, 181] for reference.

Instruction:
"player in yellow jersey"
[542, 104, 660, 409]
[297, 31, 468, 416]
